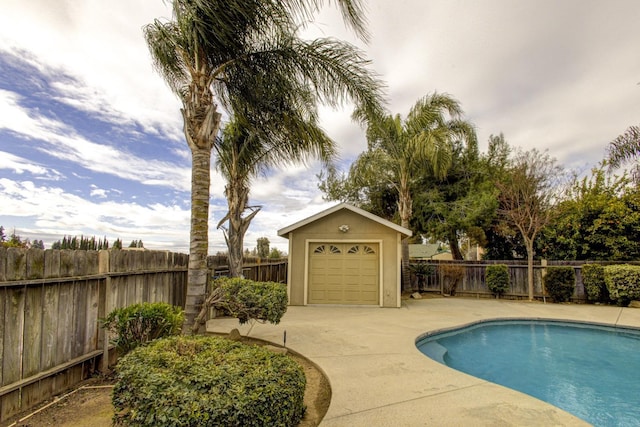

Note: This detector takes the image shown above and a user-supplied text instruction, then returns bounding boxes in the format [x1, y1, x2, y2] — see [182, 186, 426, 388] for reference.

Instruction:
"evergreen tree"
[113, 239, 123, 250]
[256, 237, 270, 258]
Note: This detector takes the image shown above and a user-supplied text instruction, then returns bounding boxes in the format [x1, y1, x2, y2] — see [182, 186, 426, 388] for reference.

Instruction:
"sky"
[1, 0, 639, 254]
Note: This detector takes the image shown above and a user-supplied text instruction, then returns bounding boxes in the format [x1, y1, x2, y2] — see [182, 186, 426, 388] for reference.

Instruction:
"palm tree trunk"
[184, 145, 212, 332]
[181, 98, 221, 333]
[398, 185, 412, 292]
[227, 203, 245, 278]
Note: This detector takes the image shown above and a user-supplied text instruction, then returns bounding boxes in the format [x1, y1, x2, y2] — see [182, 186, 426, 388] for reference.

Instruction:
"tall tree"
[144, 0, 383, 329]
[318, 162, 398, 221]
[497, 149, 564, 300]
[475, 134, 528, 260]
[607, 125, 640, 183]
[411, 133, 496, 260]
[256, 237, 270, 258]
[539, 167, 640, 261]
[352, 92, 475, 288]
[216, 110, 335, 277]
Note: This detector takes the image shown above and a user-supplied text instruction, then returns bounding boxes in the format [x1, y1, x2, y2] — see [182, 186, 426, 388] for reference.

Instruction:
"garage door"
[308, 243, 379, 305]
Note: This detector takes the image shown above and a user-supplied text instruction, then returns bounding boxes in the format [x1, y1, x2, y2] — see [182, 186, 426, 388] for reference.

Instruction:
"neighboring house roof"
[277, 202, 413, 238]
[409, 243, 451, 259]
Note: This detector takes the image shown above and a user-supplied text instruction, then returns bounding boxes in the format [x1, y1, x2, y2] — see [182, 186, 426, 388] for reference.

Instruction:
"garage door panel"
[308, 242, 379, 305]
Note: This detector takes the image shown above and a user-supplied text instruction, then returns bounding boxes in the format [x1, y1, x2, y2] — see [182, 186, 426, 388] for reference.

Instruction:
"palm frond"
[607, 125, 640, 169]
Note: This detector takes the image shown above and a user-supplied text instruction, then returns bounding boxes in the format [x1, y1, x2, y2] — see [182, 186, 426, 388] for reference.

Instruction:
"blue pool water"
[416, 320, 640, 426]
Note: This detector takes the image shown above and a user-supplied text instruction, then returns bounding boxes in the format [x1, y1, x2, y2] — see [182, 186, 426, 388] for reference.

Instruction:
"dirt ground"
[5, 340, 331, 427]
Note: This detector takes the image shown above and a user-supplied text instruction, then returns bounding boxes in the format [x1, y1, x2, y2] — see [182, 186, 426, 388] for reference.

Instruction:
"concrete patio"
[207, 297, 640, 426]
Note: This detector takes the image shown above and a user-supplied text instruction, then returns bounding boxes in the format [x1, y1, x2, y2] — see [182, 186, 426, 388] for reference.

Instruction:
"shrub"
[486, 264, 510, 298]
[408, 263, 435, 291]
[212, 277, 288, 324]
[440, 264, 465, 296]
[544, 266, 576, 303]
[101, 302, 184, 354]
[113, 335, 306, 427]
[582, 264, 608, 303]
[604, 264, 640, 306]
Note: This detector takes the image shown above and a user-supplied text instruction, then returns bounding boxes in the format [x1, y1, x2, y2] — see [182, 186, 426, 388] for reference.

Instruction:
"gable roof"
[409, 243, 451, 259]
[277, 202, 412, 238]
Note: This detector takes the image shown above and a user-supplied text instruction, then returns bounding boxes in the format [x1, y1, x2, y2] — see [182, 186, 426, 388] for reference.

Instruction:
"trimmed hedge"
[213, 277, 288, 324]
[544, 266, 575, 303]
[101, 302, 184, 354]
[582, 264, 608, 303]
[113, 335, 306, 427]
[486, 264, 510, 298]
[604, 264, 640, 306]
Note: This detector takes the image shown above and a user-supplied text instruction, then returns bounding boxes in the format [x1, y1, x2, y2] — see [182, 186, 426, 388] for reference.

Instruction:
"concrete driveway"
[207, 297, 640, 426]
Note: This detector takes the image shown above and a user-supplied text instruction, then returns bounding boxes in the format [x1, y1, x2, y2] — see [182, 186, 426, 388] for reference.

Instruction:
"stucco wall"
[286, 209, 403, 307]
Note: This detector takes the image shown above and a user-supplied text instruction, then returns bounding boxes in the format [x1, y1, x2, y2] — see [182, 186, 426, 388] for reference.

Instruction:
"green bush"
[486, 264, 510, 298]
[408, 263, 435, 291]
[604, 264, 640, 306]
[101, 302, 184, 354]
[544, 266, 576, 303]
[113, 335, 306, 427]
[213, 277, 288, 324]
[582, 264, 608, 303]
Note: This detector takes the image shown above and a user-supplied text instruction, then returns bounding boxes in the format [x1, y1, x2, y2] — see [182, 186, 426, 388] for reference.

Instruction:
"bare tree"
[497, 149, 564, 300]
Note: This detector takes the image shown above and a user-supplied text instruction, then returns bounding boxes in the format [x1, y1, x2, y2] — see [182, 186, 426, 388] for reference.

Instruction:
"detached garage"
[277, 203, 412, 308]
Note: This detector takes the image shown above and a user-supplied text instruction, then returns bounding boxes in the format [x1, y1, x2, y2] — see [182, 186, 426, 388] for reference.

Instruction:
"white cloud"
[0, 90, 191, 191]
[2, 0, 640, 255]
[0, 150, 62, 180]
[0, 178, 193, 252]
[89, 186, 108, 198]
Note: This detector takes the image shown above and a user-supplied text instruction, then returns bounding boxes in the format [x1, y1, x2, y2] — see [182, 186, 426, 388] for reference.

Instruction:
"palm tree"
[144, 0, 384, 330]
[216, 101, 336, 277]
[607, 125, 640, 183]
[354, 92, 476, 290]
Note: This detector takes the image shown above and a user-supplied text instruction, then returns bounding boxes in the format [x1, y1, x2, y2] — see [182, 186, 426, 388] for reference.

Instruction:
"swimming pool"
[416, 319, 640, 426]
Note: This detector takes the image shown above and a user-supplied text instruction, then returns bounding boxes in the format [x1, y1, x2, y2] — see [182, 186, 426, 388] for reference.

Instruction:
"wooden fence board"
[22, 286, 43, 378]
[0, 247, 6, 282]
[85, 280, 99, 354]
[21, 380, 44, 415]
[44, 249, 60, 279]
[55, 283, 74, 366]
[6, 249, 26, 281]
[135, 275, 143, 303]
[2, 288, 25, 386]
[126, 276, 136, 306]
[40, 284, 59, 371]
[59, 250, 73, 277]
[26, 249, 44, 280]
[1, 389, 21, 421]
[73, 281, 88, 359]
[73, 251, 87, 277]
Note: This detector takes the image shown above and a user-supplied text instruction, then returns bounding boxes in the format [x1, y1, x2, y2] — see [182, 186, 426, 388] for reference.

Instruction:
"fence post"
[98, 250, 110, 373]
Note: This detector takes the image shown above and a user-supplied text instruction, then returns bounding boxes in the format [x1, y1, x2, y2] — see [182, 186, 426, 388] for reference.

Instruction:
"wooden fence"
[409, 259, 640, 301]
[208, 256, 287, 283]
[0, 248, 188, 422]
[2, 248, 628, 421]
